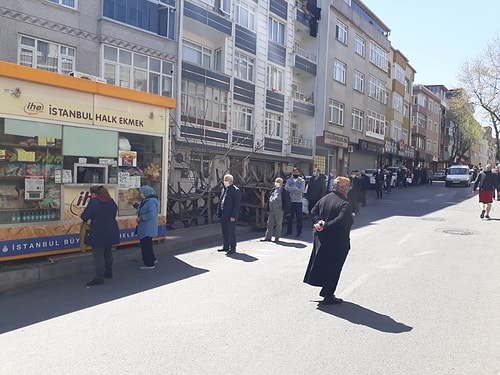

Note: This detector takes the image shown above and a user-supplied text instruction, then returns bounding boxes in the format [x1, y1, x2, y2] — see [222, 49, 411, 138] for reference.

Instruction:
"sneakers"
[485, 215, 491, 219]
[139, 265, 155, 270]
[480, 210, 486, 218]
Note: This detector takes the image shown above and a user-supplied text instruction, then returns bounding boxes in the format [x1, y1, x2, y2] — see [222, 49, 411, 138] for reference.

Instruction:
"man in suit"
[303, 176, 353, 305]
[217, 174, 242, 254]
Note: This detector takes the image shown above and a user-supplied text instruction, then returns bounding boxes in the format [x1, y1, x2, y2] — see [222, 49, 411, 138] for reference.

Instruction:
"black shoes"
[480, 210, 485, 218]
[226, 250, 236, 255]
[86, 279, 104, 286]
[217, 248, 228, 252]
[260, 238, 272, 242]
[320, 296, 343, 305]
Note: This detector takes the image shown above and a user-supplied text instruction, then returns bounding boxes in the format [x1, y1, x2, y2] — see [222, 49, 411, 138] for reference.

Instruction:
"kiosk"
[0, 62, 175, 261]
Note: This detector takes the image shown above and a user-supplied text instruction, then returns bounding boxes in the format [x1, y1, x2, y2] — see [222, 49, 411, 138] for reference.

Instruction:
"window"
[104, 45, 173, 96]
[183, 40, 212, 68]
[390, 120, 403, 140]
[426, 139, 432, 151]
[392, 92, 403, 113]
[404, 104, 409, 117]
[353, 70, 364, 92]
[181, 80, 228, 129]
[369, 42, 388, 72]
[336, 20, 347, 44]
[234, 51, 254, 82]
[47, 0, 76, 7]
[329, 99, 344, 126]
[333, 59, 346, 84]
[352, 108, 363, 131]
[234, 105, 253, 132]
[268, 17, 285, 45]
[355, 34, 365, 56]
[267, 65, 284, 92]
[103, 0, 175, 40]
[368, 75, 387, 104]
[394, 63, 405, 85]
[235, 0, 256, 31]
[19, 36, 75, 74]
[366, 109, 386, 138]
[265, 112, 282, 137]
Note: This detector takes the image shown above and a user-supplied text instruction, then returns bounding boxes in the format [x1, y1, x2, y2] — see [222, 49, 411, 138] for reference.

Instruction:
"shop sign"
[0, 78, 166, 134]
[358, 140, 385, 154]
[323, 131, 349, 148]
[63, 186, 117, 219]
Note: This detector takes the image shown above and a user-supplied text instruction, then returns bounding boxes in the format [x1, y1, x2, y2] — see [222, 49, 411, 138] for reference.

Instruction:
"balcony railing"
[292, 90, 314, 104]
[293, 46, 316, 63]
[290, 136, 313, 148]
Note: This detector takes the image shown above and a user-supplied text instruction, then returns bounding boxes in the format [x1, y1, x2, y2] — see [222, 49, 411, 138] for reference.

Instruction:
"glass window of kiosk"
[0, 118, 63, 224]
[61, 128, 163, 217]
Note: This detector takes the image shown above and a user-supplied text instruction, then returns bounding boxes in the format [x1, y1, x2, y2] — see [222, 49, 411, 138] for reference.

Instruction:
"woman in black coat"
[304, 177, 353, 305]
[81, 185, 120, 286]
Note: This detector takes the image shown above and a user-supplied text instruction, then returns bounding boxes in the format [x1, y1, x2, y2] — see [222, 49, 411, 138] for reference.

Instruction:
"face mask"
[293, 174, 299, 178]
[223, 181, 230, 188]
[275, 182, 281, 188]
[312, 172, 317, 177]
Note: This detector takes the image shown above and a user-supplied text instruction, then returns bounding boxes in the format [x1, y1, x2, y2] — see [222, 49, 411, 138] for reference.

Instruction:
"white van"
[445, 165, 471, 187]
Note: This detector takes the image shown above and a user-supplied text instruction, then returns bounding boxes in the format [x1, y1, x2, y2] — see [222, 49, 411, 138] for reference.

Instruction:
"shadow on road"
[225, 252, 258, 262]
[0, 254, 208, 334]
[317, 301, 413, 333]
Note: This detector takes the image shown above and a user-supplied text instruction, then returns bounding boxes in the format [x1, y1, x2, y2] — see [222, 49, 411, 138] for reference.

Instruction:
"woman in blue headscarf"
[133, 185, 159, 269]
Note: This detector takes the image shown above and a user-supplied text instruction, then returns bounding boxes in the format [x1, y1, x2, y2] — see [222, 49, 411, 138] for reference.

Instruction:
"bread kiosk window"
[0, 118, 62, 224]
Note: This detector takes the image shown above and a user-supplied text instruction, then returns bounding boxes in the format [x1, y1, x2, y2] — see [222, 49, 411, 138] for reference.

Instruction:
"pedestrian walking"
[305, 167, 326, 213]
[359, 170, 370, 206]
[303, 176, 354, 305]
[216, 174, 242, 254]
[347, 170, 361, 215]
[81, 185, 119, 286]
[473, 163, 499, 220]
[133, 185, 160, 269]
[285, 167, 305, 238]
[261, 177, 291, 243]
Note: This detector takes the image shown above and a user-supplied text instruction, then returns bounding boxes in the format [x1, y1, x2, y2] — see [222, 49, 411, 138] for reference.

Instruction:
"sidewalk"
[0, 224, 256, 293]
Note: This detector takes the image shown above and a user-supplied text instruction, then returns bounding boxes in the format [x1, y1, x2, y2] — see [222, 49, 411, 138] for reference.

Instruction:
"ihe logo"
[24, 102, 44, 115]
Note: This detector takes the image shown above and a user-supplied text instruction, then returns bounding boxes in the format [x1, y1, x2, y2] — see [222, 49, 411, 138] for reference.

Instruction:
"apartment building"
[411, 84, 441, 169]
[1, 0, 415, 186]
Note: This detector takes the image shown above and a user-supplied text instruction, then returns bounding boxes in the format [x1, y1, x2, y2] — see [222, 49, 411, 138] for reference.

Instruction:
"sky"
[360, 0, 500, 89]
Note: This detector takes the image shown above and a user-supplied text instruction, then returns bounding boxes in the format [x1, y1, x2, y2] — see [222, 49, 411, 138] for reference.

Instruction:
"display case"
[0, 131, 62, 225]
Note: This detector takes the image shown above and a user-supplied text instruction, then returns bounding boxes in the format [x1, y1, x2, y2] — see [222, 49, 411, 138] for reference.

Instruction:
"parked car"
[363, 169, 377, 188]
[434, 170, 446, 180]
[445, 165, 471, 187]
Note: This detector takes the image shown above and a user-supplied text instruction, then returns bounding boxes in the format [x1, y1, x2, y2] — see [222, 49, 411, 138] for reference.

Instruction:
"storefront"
[0, 62, 175, 261]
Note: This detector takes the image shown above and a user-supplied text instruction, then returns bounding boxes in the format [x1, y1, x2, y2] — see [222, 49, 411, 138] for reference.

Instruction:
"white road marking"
[416, 251, 435, 256]
[340, 273, 370, 298]
[397, 232, 412, 245]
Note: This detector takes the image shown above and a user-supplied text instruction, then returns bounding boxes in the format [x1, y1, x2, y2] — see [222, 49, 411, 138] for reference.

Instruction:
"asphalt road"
[1, 182, 499, 374]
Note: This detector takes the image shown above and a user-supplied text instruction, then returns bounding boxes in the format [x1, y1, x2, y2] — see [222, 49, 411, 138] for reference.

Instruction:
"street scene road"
[1, 182, 499, 375]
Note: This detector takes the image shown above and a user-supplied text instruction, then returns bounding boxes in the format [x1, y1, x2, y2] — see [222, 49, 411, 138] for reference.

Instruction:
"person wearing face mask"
[217, 174, 242, 254]
[132, 185, 159, 269]
[374, 167, 385, 199]
[285, 167, 306, 237]
[305, 167, 326, 214]
[261, 177, 291, 243]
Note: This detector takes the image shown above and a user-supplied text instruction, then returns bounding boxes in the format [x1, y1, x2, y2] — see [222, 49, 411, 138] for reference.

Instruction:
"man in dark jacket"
[261, 177, 291, 243]
[473, 163, 499, 219]
[359, 170, 370, 206]
[303, 176, 353, 305]
[217, 174, 242, 254]
[306, 167, 326, 213]
[374, 168, 384, 199]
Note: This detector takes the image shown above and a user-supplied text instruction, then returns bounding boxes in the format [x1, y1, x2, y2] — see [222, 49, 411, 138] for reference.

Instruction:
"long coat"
[135, 186, 159, 239]
[81, 197, 120, 248]
[303, 191, 353, 287]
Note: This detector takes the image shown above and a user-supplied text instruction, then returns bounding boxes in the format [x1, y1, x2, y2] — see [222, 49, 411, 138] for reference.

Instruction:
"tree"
[458, 36, 500, 163]
[446, 92, 483, 164]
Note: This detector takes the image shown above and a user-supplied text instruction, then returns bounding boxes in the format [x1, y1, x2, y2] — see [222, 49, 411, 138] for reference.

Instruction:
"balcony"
[294, 45, 316, 63]
[289, 136, 313, 156]
[292, 90, 314, 104]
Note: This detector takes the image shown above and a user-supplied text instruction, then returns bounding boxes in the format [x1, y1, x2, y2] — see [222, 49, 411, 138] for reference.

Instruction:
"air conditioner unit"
[347, 145, 354, 153]
[69, 71, 107, 83]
